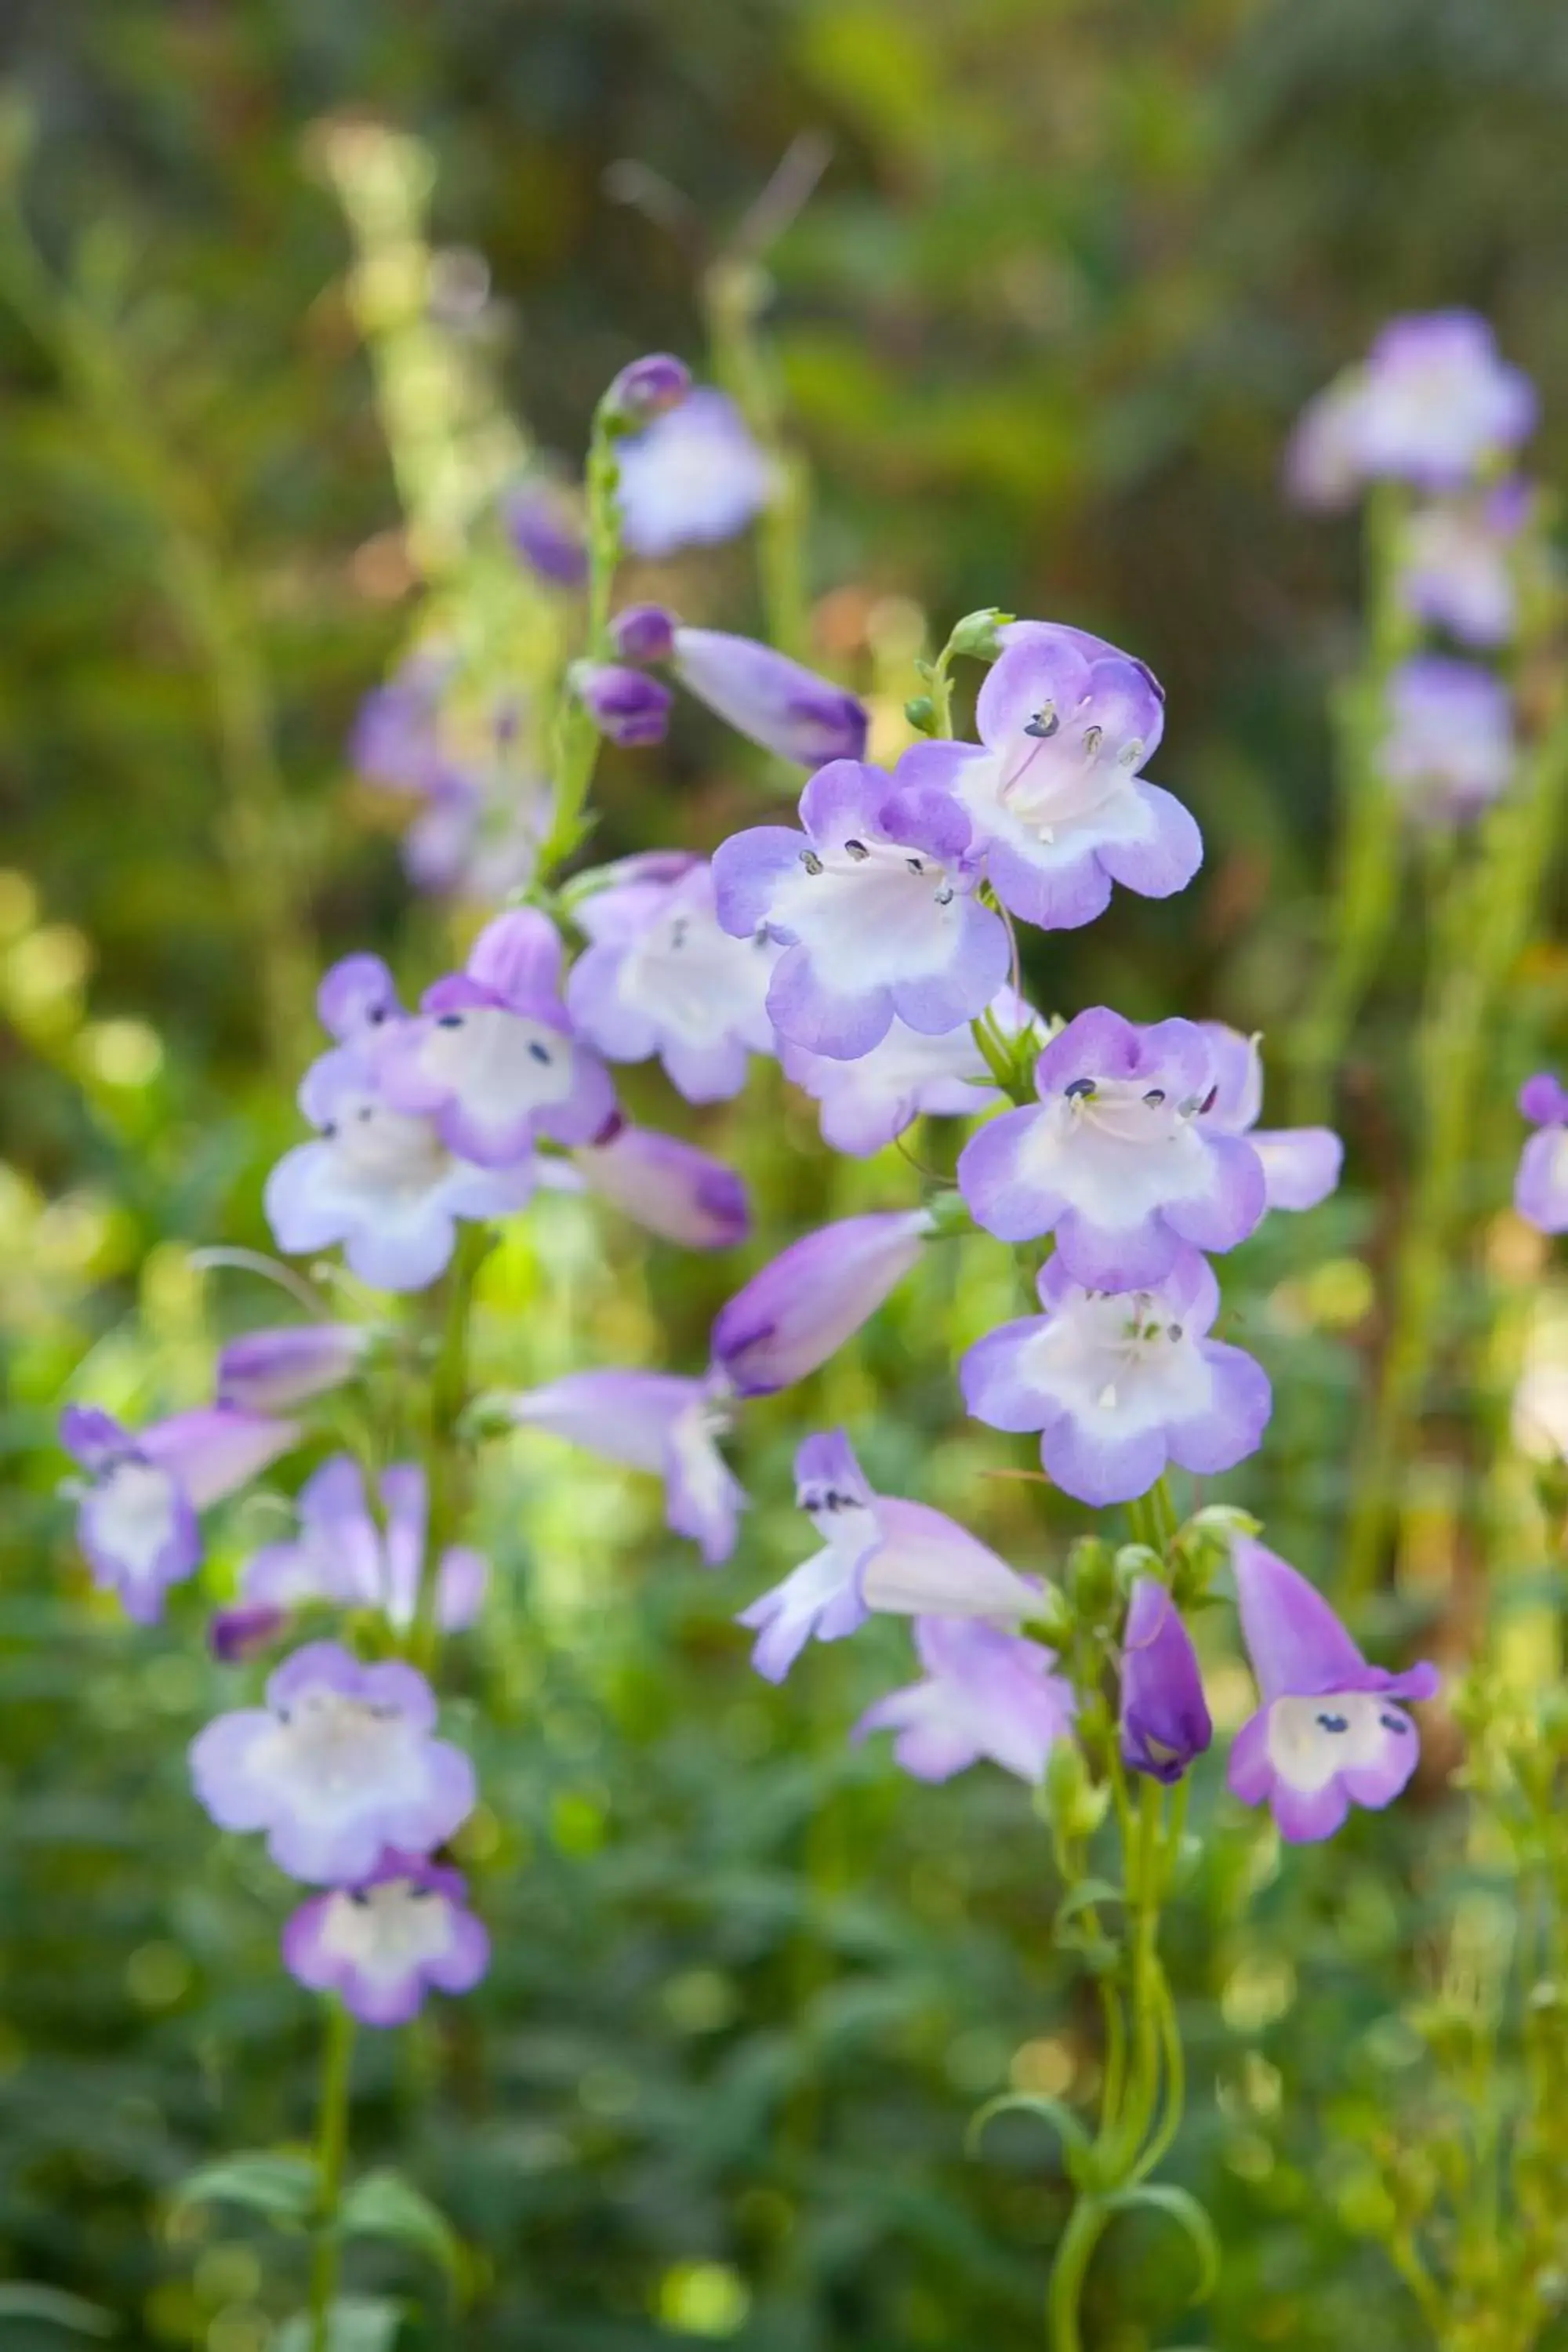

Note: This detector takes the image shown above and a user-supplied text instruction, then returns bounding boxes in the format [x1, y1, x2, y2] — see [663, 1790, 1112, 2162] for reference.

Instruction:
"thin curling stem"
[307, 1997, 357, 2352]
[538, 390, 627, 880]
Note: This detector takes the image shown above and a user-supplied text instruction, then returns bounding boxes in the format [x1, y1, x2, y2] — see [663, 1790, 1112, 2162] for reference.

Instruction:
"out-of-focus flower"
[1383, 655, 1514, 824]
[713, 760, 1009, 1061]
[615, 387, 771, 558]
[1119, 1577, 1212, 1784]
[604, 351, 692, 426]
[566, 855, 778, 1103]
[782, 989, 1034, 1158]
[374, 909, 617, 1167]
[350, 655, 452, 795]
[503, 1369, 744, 1565]
[739, 1428, 1038, 1682]
[283, 1849, 489, 2027]
[1515, 1073, 1568, 1233]
[1399, 485, 1529, 647]
[505, 481, 588, 589]
[855, 1615, 1075, 1784]
[673, 630, 869, 769]
[608, 603, 677, 665]
[318, 953, 404, 1042]
[1227, 1539, 1439, 1842]
[958, 1008, 1265, 1287]
[569, 1120, 750, 1251]
[190, 1640, 476, 1883]
[60, 1403, 299, 1624]
[572, 661, 673, 747]
[711, 1209, 931, 1398]
[1287, 311, 1537, 505]
[960, 1250, 1271, 1507]
[1198, 1023, 1343, 1213]
[349, 664, 547, 902]
[217, 1457, 485, 1646]
[216, 1325, 371, 1413]
[897, 621, 1201, 931]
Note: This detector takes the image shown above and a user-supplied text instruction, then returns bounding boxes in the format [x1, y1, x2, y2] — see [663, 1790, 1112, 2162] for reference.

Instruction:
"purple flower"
[1514, 1073, 1568, 1233]
[573, 661, 673, 748]
[958, 1008, 1266, 1288]
[711, 1209, 931, 1398]
[615, 388, 771, 559]
[318, 953, 404, 1042]
[896, 622, 1201, 931]
[216, 1325, 370, 1413]
[402, 773, 546, 904]
[1227, 1539, 1439, 1842]
[1120, 1577, 1212, 1784]
[283, 1849, 490, 2027]
[1198, 1023, 1343, 1214]
[265, 1043, 535, 1293]
[712, 759, 1010, 1060]
[855, 1616, 1076, 1785]
[565, 855, 779, 1103]
[609, 602, 677, 665]
[1384, 656, 1514, 825]
[1399, 485, 1529, 648]
[191, 1640, 476, 1884]
[570, 1121, 750, 1251]
[673, 630, 869, 771]
[739, 1428, 1038, 1682]
[1287, 312, 1536, 504]
[505, 1370, 744, 1565]
[605, 351, 692, 425]
[782, 989, 1034, 1157]
[350, 655, 450, 794]
[372, 909, 617, 1168]
[960, 1249, 1272, 1508]
[60, 1403, 299, 1624]
[231, 1455, 486, 1634]
[505, 481, 588, 589]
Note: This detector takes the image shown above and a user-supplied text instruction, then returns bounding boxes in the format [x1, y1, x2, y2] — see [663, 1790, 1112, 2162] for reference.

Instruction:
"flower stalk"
[307, 1997, 358, 2352]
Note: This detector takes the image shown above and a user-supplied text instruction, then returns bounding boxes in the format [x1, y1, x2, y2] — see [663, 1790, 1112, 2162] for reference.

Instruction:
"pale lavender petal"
[506, 1370, 704, 1475]
[1232, 1539, 1377, 1703]
[711, 1210, 930, 1396]
[1092, 783, 1203, 898]
[141, 1407, 300, 1511]
[1515, 1126, 1568, 1234]
[319, 956, 401, 1042]
[216, 1325, 369, 1412]
[1252, 1127, 1344, 1212]
[573, 1123, 750, 1250]
[673, 628, 869, 768]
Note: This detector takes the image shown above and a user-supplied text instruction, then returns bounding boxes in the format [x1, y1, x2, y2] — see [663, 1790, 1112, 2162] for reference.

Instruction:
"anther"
[844, 839, 869, 861]
[800, 849, 824, 875]
[1023, 705, 1059, 740]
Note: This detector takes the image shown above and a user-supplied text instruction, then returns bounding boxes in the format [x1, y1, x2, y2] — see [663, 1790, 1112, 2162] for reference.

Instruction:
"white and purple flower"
[855, 1615, 1076, 1785]
[1226, 1539, 1439, 1842]
[1287, 311, 1537, 504]
[782, 989, 1034, 1158]
[960, 1250, 1272, 1508]
[957, 1008, 1266, 1288]
[283, 1849, 490, 2027]
[710, 1209, 931, 1398]
[225, 1455, 486, 1637]
[1514, 1073, 1568, 1234]
[190, 1641, 476, 1884]
[615, 387, 772, 558]
[713, 760, 1009, 1061]
[1383, 656, 1514, 825]
[897, 622, 1202, 931]
[504, 1369, 745, 1565]
[1198, 1023, 1343, 1214]
[1399, 485, 1529, 648]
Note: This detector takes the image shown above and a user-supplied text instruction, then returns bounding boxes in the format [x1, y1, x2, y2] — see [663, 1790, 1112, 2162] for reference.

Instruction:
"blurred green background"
[2, 2, 1564, 2347]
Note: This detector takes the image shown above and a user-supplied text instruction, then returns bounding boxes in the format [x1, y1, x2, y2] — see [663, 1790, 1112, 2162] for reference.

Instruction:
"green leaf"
[1053, 1878, 1126, 1930]
[337, 2169, 466, 2297]
[171, 2150, 321, 2228]
[1103, 2183, 1221, 2303]
[966, 2092, 1094, 2183]
[274, 2298, 404, 2352]
[0, 2285, 119, 2335]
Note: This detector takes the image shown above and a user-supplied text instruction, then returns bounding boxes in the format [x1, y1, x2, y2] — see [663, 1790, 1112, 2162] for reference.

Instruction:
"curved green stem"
[307, 1998, 357, 2352]
[1047, 2193, 1109, 2352]
[412, 1221, 489, 1666]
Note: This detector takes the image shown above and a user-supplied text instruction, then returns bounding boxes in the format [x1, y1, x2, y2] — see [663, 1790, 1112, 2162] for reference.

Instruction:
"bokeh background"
[2, 3, 1565, 2347]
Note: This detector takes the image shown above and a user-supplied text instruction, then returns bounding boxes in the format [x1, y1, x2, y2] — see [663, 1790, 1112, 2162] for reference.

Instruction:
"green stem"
[1047, 2192, 1109, 2352]
[412, 1221, 489, 1665]
[536, 392, 626, 882]
[307, 1998, 357, 2352]
[705, 256, 810, 661]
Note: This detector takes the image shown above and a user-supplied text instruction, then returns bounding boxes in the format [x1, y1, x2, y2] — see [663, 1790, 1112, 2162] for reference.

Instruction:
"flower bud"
[1044, 1737, 1109, 1842]
[216, 1323, 369, 1413]
[572, 662, 672, 748]
[945, 608, 1014, 662]
[1118, 1577, 1212, 1785]
[505, 482, 588, 589]
[608, 602, 678, 666]
[710, 1210, 930, 1398]
[603, 352, 691, 426]
[672, 627, 869, 768]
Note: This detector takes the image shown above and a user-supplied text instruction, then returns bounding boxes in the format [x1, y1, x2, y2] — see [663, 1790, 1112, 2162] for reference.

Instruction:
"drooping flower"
[960, 1249, 1272, 1508]
[504, 1370, 744, 1565]
[673, 630, 869, 771]
[216, 1324, 371, 1413]
[572, 661, 673, 747]
[1119, 1577, 1212, 1784]
[191, 1641, 476, 1883]
[855, 1615, 1076, 1785]
[565, 855, 779, 1103]
[569, 1120, 750, 1250]
[711, 1209, 931, 1398]
[604, 351, 692, 426]
[615, 387, 772, 559]
[957, 1008, 1266, 1287]
[1227, 1539, 1439, 1842]
[265, 1044, 535, 1293]
[372, 909, 617, 1168]
[895, 622, 1202, 931]
[225, 1456, 486, 1635]
[782, 989, 1034, 1158]
[1514, 1073, 1568, 1233]
[1287, 311, 1536, 505]
[739, 1428, 1038, 1682]
[713, 760, 1009, 1060]
[1198, 1023, 1343, 1214]
[1383, 656, 1514, 825]
[1398, 485, 1529, 648]
[60, 1403, 299, 1625]
[505, 480, 589, 590]
[283, 1849, 490, 2027]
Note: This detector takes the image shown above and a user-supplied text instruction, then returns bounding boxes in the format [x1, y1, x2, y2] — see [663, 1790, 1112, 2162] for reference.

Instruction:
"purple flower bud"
[711, 1210, 931, 1398]
[1119, 1577, 1212, 1784]
[283, 1849, 489, 2027]
[1384, 655, 1514, 826]
[609, 603, 678, 666]
[573, 1120, 750, 1250]
[604, 352, 691, 425]
[216, 1324, 369, 1413]
[1515, 1072, 1568, 1233]
[573, 662, 673, 748]
[209, 1602, 289, 1664]
[505, 482, 589, 589]
[672, 628, 869, 768]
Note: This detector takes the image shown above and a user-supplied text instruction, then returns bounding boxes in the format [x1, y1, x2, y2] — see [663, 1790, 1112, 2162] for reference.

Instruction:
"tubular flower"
[1383, 656, 1514, 825]
[1514, 1073, 1568, 1233]
[1287, 310, 1537, 504]
[284, 1850, 489, 2027]
[711, 1209, 931, 1398]
[855, 1615, 1076, 1785]
[782, 989, 1034, 1158]
[673, 630, 868, 770]
[568, 1120, 750, 1250]
[1398, 485, 1529, 648]
[1119, 1577, 1213, 1784]
[615, 387, 772, 559]
[505, 480, 588, 589]
[1197, 1023, 1343, 1213]
[572, 661, 673, 748]
[216, 1324, 370, 1413]
[221, 1456, 485, 1640]
[503, 1369, 745, 1566]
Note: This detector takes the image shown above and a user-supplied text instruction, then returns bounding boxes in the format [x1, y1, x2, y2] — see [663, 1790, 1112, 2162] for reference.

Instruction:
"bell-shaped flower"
[896, 622, 1202, 931]
[711, 1209, 931, 1398]
[958, 1008, 1265, 1288]
[1119, 1577, 1212, 1784]
[569, 1120, 750, 1250]
[855, 1616, 1076, 1785]
[265, 1043, 535, 1294]
[673, 630, 869, 771]
[1384, 656, 1514, 825]
[1198, 1023, 1342, 1214]
[1227, 1539, 1439, 1842]
[566, 854, 779, 1102]
[739, 1429, 1038, 1682]
[226, 1455, 486, 1638]
[782, 989, 1034, 1158]
[1514, 1073, 1568, 1233]
[216, 1324, 370, 1413]
[960, 1249, 1272, 1508]
[60, 1403, 299, 1625]
[190, 1640, 476, 1883]
[713, 760, 1009, 1061]
[284, 1849, 490, 2027]
[503, 1369, 744, 1565]
[373, 909, 617, 1167]
[1287, 311, 1536, 504]
[615, 387, 772, 558]
[1398, 484, 1528, 648]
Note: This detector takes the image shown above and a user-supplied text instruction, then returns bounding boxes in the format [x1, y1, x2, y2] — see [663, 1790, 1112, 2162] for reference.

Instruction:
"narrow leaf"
[171, 2150, 321, 2227]
[0, 2285, 119, 2335]
[1104, 2183, 1221, 2303]
[966, 2092, 1094, 2182]
[337, 2169, 466, 2297]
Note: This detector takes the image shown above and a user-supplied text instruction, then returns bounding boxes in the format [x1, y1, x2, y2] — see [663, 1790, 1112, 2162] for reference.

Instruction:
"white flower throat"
[1058, 1073, 1207, 1148]
[318, 1878, 453, 1980]
[265, 1689, 414, 1802]
[322, 1095, 451, 1196]
[997, 701, 1145, 839]
[623, 905, 769, 1044]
